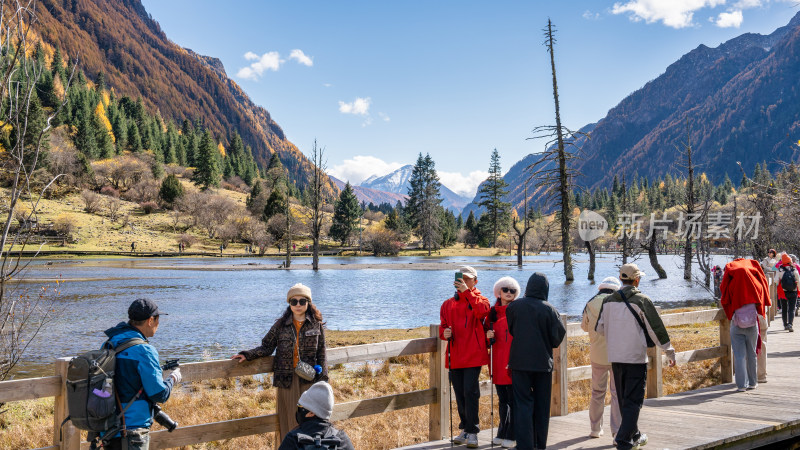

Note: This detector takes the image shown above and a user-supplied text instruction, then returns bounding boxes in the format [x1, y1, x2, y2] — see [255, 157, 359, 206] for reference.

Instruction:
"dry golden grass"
[1, 313, 723, 449]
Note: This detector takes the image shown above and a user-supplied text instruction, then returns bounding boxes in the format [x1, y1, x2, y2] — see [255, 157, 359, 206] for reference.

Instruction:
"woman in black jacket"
[232, 283, 328, 440]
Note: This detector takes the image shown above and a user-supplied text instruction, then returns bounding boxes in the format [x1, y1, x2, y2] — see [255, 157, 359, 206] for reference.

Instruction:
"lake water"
[12, 252, 726, 377]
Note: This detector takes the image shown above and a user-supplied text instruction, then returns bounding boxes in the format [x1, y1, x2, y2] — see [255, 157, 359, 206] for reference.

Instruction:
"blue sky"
[141, 0, 798, 197]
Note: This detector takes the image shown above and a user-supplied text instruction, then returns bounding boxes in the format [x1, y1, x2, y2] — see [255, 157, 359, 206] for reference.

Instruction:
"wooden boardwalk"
[399, 326, 800, 449]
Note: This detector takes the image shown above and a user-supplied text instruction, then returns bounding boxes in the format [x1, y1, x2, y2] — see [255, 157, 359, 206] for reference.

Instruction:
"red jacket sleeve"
[439, 300, 450, 341]
[462, 288, 490, 320]
[720, 265, 734, 319]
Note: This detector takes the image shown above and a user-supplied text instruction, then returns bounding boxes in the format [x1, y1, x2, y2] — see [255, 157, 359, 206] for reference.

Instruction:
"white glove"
[164, 367, 182, 384]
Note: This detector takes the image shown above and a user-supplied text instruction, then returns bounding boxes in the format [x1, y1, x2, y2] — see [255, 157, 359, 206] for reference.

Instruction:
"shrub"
[364, 229, 404, 256]
[122, 179, 159, 203]
[100, 185, 120, 197]
[105, 196, 123, 222]
[159, 174, 184, 205]
[139, 201, 158, 214]
[178, 234, 197, 249]
[81, 189, 102, 213]
[53, 214, 77, 239]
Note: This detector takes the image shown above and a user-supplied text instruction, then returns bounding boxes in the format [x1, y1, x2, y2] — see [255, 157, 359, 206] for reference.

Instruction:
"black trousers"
[781, 291, 797, 327]
[512, 370, 551, 450]
[450, 366, 481, 434]
[612, 362, 647, 450]
[495, 384, 514, 440]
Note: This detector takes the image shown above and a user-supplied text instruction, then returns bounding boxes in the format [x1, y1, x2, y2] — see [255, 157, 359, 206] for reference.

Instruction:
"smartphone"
[455, 272, 463, 280]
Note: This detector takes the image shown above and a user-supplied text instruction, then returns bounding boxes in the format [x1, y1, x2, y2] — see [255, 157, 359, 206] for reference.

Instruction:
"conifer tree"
[330, 182, 361, 245]
[192, 130, 221, 190]
[159, 174, 184, 205]
[127, 121, 142, 152]
[406, 153, 443, 255]
[263, 187, 287, 220]
[477, 148, 510, 247]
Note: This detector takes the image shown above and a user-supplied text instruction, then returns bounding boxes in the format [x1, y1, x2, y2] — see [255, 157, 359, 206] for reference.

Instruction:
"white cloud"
[323, 83, 333, 88]
[378, 112, 391, 122]
[236, 51, 282, 80]
[715, 10, 744, 27]
[582, 10, 601, 20]
[289, 49, 313, 66]
[328, 156, 404, 185]
[438, 170, 489, 198]
[611, 0, 726, 28]
[734, 0, 762, 7]
[338, 97, 371, 115]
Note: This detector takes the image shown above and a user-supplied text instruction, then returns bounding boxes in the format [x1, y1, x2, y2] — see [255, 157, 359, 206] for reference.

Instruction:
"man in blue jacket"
[103, 299, 181, 450]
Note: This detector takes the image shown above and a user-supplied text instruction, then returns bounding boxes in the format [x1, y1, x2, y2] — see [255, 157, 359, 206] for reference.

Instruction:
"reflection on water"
[13, 253, 725, 377]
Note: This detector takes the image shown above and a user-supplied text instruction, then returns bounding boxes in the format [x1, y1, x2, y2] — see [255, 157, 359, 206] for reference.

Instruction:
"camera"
[152, 404, 178, 432]
[154, 358, 180, 432]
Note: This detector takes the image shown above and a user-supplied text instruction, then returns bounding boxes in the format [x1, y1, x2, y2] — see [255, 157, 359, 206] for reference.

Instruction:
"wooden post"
[768, 277, 777, 323]
[428, 325, 449, 441]
[719, 316, 734, 383]
[646, 345, 663, 398]
[550, 314, 568, 417]
[54, 357, 80, 450]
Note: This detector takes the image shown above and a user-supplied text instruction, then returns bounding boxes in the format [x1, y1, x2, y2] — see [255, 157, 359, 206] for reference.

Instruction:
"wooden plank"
[150, 413, 278, 449]
[550, 314, 568, 417]
[719, 317, 733, 383]
[180, 357, 274, 382]
[330, 389, 436, 421]
[327, 338, 437, 365]
[31, 446, 59, 450]
[54, 357, 80, 450]
[427, 325, 446, 441]
[566, 322, 586, 337]
[665, 346, 725, 367]
[0, 375, 60, 403]
[646, 344, 663, 398]
[178, 337, 436, 382]
[660, 309, 724, 327]
[567, 364, 592, 383]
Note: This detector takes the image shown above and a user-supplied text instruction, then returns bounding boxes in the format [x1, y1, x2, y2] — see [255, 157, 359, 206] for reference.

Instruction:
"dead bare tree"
[675, 121, 698, 281]
[511, 181, 534, 267]
[0, 1, 75, 380]
[527, 19, 588, 282]
[306, 140, 326, 270]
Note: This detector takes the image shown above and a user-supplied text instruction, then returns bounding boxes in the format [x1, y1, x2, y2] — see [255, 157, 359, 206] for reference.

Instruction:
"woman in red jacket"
[485, 276, 521, 448]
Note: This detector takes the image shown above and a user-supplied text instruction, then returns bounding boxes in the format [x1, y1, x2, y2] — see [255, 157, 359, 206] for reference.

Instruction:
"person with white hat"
[581, 277, 622, 439]
[232, 283, 328, 441]
[278, 381, 354, 450]
[596, 264, 676, 450]
[440, 265, 490, 448]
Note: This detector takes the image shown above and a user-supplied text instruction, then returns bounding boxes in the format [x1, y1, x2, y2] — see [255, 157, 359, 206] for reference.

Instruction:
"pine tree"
[263, 187, 287, 220]
[329, 182, 361, 245]
[127, 121, 142, 152]
[75, 102, 98, 158]
[159, 174, 184, 205]
[406, 153, 443, 255]
[192, 130, 221, 190]
[477, 149, 511, 247]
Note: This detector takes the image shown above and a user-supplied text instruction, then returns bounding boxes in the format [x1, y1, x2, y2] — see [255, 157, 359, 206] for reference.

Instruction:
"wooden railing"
[9, 310, 730, 450]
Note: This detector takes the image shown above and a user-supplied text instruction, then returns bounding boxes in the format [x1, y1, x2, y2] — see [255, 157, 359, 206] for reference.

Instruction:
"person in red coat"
[440, 266, 490, 447]
[485, 276, 521, 448]
[720, 258, 771, 390]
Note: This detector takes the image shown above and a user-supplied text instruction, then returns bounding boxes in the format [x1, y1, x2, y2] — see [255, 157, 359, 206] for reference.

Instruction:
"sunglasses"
[501, 287, 517, 294]
[290, 298, 308, 306]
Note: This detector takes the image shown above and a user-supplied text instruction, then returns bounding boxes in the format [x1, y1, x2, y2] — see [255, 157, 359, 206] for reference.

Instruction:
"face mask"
[296, 406, 311, 425]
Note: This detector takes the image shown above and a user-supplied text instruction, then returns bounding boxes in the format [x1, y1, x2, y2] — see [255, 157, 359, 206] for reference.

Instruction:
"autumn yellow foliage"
[217, 142, 226, 157]
[94, 102, 115, 143]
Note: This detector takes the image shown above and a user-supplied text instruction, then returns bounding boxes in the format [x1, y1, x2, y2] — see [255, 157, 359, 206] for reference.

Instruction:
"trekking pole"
[447, 336, 454, 448]
[489, 327, 495, 449]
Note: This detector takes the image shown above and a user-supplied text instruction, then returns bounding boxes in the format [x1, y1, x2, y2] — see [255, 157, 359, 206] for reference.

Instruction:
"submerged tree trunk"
[648, 233, 667, 279]
[585, 240, 595, 281]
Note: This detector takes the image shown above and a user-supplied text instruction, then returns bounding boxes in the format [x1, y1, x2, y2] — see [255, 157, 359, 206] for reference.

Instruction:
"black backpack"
[296, 426, 343, 449]
[782, 268, 798, 293]
[63, 338, 145, 432]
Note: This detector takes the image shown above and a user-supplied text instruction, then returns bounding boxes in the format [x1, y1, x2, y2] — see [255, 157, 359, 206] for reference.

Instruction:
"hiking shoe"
[492, 437, 503, 445]
[466, 433, 479, 448]
[589, 429, 604, 438]
[501, 439, 516, 448]
[453, 431, 468, 445]
[790, 325, 795, 332]
[631, 433, 648, 449]
[737, 387, 747, 392]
